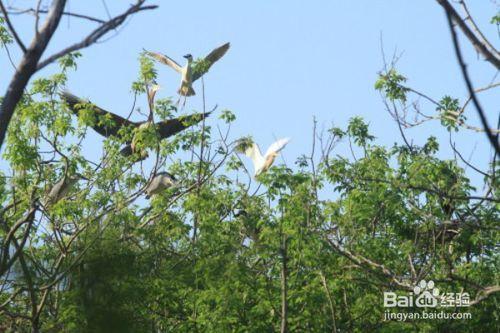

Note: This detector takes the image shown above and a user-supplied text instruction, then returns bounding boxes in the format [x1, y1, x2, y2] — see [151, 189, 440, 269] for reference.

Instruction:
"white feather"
[265, 138, 290, 157]
[244, 143, 265, 170]
[242, 138, 290, 176]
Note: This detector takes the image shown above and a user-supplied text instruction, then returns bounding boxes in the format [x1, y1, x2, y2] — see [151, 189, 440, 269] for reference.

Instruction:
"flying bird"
[61, 91, 211, 160]
[44, 173, 85, 207]
[145, 42, 230, 103]
[145, 172, 178, 199]
[241, 138, 290, 176]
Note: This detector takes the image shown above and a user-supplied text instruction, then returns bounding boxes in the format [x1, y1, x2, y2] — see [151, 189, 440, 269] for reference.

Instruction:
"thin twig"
[8, 7, 106, 24]
[458, 1, 499, 62]
[444, 10, 500, 156]
[37, 3, 158, 70]
[436, 0, 500, 69]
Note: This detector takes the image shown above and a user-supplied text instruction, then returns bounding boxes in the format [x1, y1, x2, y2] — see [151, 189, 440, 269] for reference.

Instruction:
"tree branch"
[0, 0, 158, 151]
[0, 0, 27, 52]
[0, 205, 37, 277]
[325, 238, 413, 290]
[0, 0, 67, 151]
[444, 9, 500, 156]
[458, 1, 499, 64]
[469, 285, 500, 306]
[436, 0, 500, 69]
[8, 7, 106, 24]
[36, 3, 158, 70]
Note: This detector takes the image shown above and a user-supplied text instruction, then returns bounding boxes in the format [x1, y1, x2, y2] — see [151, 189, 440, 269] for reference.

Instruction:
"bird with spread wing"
[61, 91, 210, 161]
[145, 42, 230, 105]
[239, 138, 291, 177]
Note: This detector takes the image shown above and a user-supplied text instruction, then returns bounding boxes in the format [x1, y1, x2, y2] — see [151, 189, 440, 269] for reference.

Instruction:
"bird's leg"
[181, 96, 187, 108]
[175, 96, 181, 108]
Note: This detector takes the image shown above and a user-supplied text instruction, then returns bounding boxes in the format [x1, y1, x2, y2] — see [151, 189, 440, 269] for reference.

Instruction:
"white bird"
[242, 138, 290, 176]
[44, 174, 85, 207]
[145, 42, 230, 104]
[145, 172, 178, 199]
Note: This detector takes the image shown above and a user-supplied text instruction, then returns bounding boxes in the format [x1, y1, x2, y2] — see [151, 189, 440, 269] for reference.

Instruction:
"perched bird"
[61, 91, 211, 160]
[145, 42, 230, 101]
[241, 138, 291, 176]
[44, 174, 85, 207]
[145, 172, 178, 199]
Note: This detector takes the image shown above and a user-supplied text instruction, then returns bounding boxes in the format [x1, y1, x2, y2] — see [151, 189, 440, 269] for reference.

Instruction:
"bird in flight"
[240, 138, 290, 177]
[145, 42, 230, 105]
[145, 172, 179, 199]
[61, 91, 211, 161]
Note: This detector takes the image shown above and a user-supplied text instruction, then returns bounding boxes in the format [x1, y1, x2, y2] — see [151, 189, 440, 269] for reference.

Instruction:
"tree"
[436, 0, 500, 155]
[0, 1, 498, 332]
[0, 0, 157, 151]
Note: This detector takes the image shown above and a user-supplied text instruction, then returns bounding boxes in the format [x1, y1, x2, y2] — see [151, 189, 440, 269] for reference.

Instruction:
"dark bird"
[61, 91, 211, 160]
[145, 42, 230, 103]
[145, 172, 178, 199]
[44, 173, 86, 207]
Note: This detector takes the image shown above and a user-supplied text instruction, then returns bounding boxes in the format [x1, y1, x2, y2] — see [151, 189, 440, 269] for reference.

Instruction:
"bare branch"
[36, 3, 158, 70]
[0, 205, 37, 277]
[436, 0, 500, 69]
[34, 0, 42, 34]
[458, 0, 499, 64]
[449, 135, 489, 178]
[325, 237, 413, 290]
[0, 0, 67, 151]
[8, 7, 106, 24]
[444, 9, 500, 156]
[469, 285, 500, 306]
[0, 0, 26, 52]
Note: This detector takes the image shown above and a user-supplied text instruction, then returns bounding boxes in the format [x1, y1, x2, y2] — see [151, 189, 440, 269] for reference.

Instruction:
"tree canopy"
[0, 1, 498, 332]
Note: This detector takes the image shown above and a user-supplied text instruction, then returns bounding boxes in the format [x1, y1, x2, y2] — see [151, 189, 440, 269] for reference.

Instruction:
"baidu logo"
[384, 279, 470, 308]
[414, 280, 440, 307]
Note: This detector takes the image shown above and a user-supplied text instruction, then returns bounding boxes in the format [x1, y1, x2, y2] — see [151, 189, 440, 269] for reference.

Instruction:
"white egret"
[145, 42, 230, 105]
[242, 138, 290, 176]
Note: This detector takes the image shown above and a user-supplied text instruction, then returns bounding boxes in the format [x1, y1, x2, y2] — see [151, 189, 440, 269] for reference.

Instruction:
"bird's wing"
[145, 51, 182, 73]
[191, 42, 230, 82]
[47, 178, 64, 200]
[156, 112, 211, 138]
[61, 91, 137, 138]
[245, 143, 264, 168]
[145, 176, 160, 194]
[265, 138, 290, 157]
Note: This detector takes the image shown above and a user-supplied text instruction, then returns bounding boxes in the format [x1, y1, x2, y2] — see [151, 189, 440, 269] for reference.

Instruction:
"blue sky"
[1, 0, 498, 187]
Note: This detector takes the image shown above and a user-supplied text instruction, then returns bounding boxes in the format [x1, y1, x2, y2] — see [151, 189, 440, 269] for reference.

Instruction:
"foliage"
[491, 13, 500, 25]
[0, 17, 13, 45]
[375, 69, 409, 102]
[0, 26, 498, 333]
[437, 96, 465, 131]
